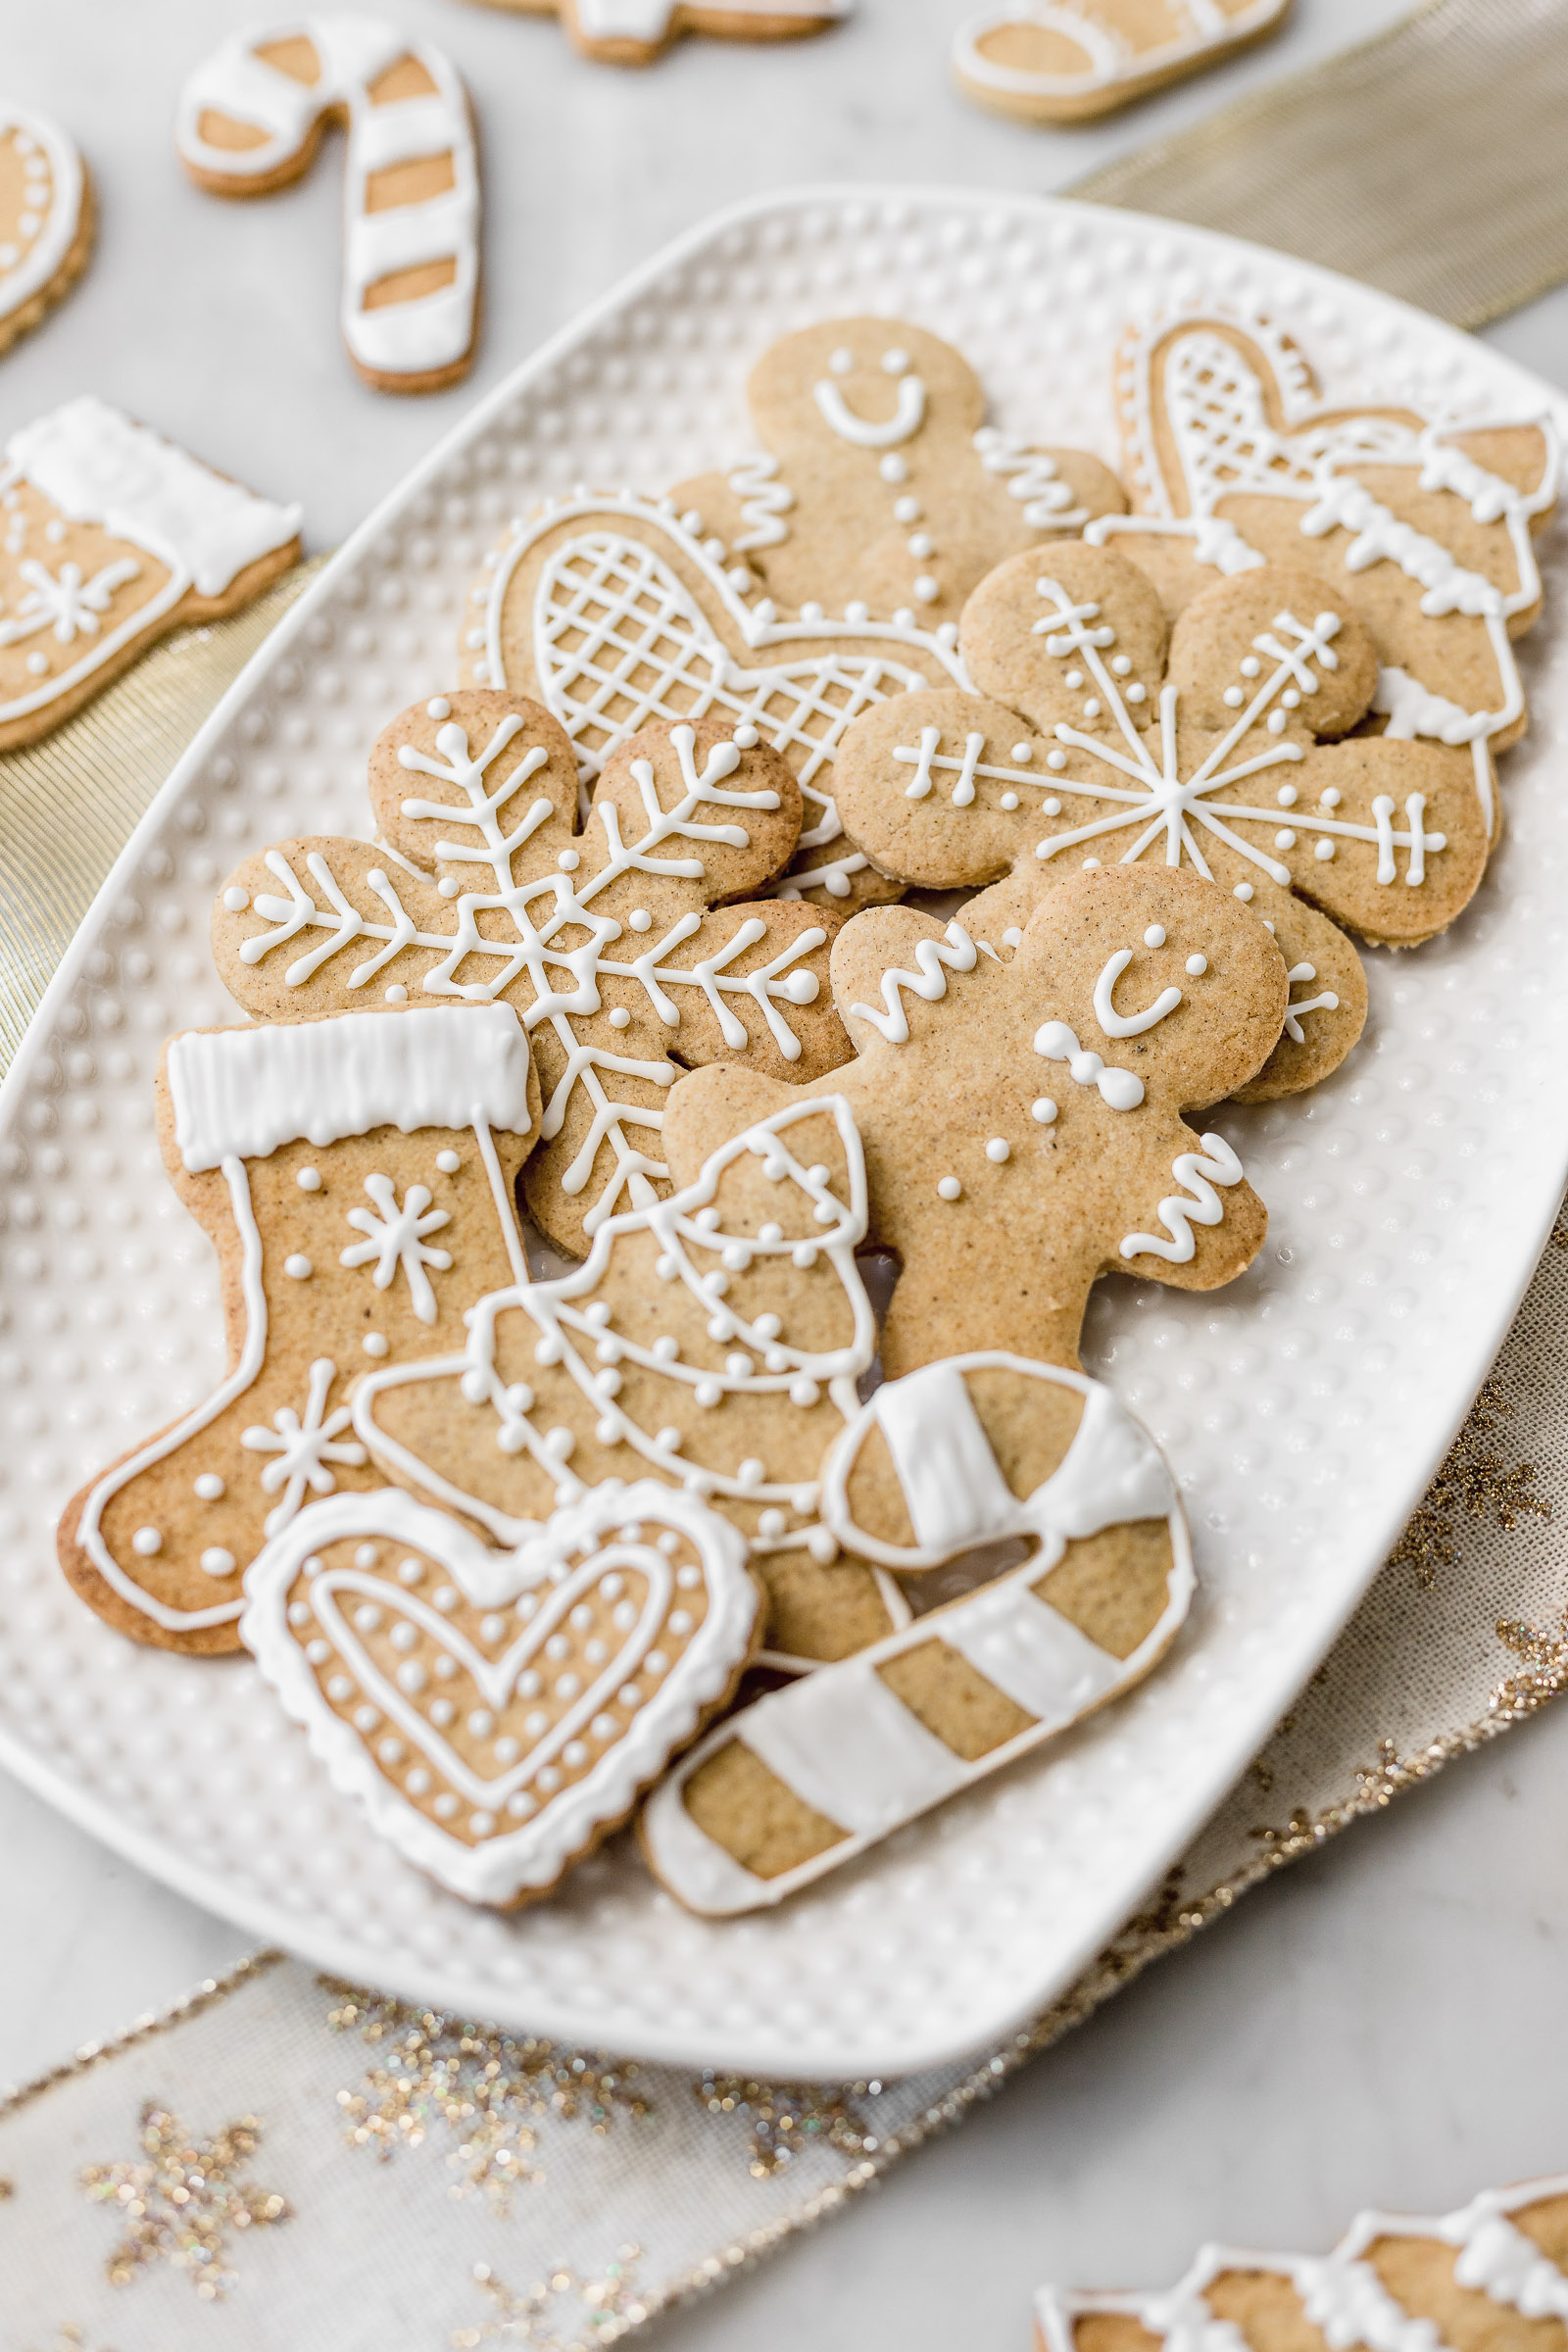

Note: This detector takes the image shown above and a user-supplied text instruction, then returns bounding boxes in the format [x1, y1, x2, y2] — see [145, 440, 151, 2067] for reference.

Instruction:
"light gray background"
[5, 1, 1568, 2342]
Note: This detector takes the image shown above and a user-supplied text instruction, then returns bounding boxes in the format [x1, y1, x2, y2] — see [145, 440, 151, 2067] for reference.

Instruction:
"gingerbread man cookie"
[0, 105, 93, 358]
[953, 2, 1292, 124]
[466, 0, 851, 67]
[57, 1004, 539, 1654]
[209, 694, 850, 1258]
[0, 397, 302, 751]
[835, 543, 1493, 1100]
[176, 18, 480, 393]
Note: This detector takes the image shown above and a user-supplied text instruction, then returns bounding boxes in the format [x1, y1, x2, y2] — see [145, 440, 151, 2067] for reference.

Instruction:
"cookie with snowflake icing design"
[242, 1481, 761, 1905]
[0, 397, 301, 752]
[668, 317, 1127, 630]
[466, 0, 851, 67]
[210, 692, 850, 1260]
[953, 1, 1291, 124]
[0, 106, 93, 359]
[176, 18, 480, 393]
[1092, 308, 1558, 813]
[642, 1356, 1190, 1912]
[836, 542, 1494, 1100]
[56, 1004, 539, 1654]
[1032, 2170, 1568, 2352]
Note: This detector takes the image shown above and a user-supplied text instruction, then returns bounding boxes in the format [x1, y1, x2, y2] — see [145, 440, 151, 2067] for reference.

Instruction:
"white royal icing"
[175, 15, 479, 379]
[575, 0, 848, 33]
[953, 0, 1285, 104]
[0, 106, 85, 327]
[847, 917, 979, 1043]
[1120, 1133, 1246, 1264]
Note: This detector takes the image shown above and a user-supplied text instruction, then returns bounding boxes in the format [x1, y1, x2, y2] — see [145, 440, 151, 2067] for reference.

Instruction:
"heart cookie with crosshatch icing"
[240, 1480, 760, 1904]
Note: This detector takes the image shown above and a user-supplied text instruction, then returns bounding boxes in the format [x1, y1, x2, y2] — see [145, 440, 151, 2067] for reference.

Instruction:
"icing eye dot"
[1144, 925, 1166, 949]
[1233, 882, 1254, 903]
[882, 347, 909, 374]
[829, 346, 853, 374]
[880, 454, 907, 484]
[1316, 839, 1336, 860]
[426, 697, 452, 719]
[296, 1166, 321, 1191]
[200, 1547, 236, 1577]
[1031, 1099, 1057, 1125]
[1241, 657, 1261, 678]
[1010, 743, 1033, 763]
[608, 1006, 631, 1029]
[363, 1333, 388, 1357]
[986, 1139, 1010, 1163]
[222, 886, 249, 912]
[1223, 687, 1246, 708]
[284, 1253, 313, 1280]
[193, 1473, 224, 1501]
[1186, 954, 1208, 976]
[937, 1176, 961, 1200]
[384, 984, 408, 1004]
[132, 1526, 162, 1556]
[1320, 788, 1342, 808]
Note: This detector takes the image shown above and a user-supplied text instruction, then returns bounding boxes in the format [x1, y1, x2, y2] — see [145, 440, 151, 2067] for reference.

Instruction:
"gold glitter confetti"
[453, 2246, 646, 2348]
[79, 2104, 289, 2298]
[693, 2074, 878, 2179]
[325, 1984, 647, 2209]
[1387, 1375, 1550, 1591]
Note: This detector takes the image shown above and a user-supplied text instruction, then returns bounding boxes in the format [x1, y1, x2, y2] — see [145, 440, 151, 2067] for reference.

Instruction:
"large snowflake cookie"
[953, 1, 1292, 123]
[835, 542, 1494, 1100]
[0, 398, 301, 751]
[209, 692, 850, 1258]
[58, 1004, 539, 1654]
[0, 104, 93, 358]
[176, 17, 480, 393]
[465, 0, 851, 69]
[1034, 2171, 1568, 2352]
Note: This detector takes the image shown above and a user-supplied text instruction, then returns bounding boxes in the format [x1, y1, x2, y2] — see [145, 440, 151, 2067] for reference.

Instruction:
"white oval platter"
[0, 188, 1564, 2080]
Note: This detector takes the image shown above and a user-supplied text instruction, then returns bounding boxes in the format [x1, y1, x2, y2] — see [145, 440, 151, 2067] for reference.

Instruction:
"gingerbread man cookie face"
[210, 692, 851, 1258]
[0, 106, 93, 359]
[953, 1, 1292, 125]
[673, 317, 1127, 628]
[836, 543, 1493, 1100]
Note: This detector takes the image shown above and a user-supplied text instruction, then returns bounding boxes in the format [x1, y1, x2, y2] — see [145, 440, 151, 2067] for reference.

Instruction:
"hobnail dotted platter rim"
[1, 185, 1565, 2079]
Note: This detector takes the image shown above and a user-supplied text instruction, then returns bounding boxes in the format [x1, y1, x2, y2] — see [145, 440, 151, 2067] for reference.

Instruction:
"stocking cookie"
[670, 316, 1127, 627]
[1092, 308, 1558, 808]
[242, 1482, 760, 1905]
[210, 693, 849, 1257]
[176, 18, 480, 393]
[0, 397, 301, 751]
[467, 0, 851, 67]
[836, 542, 1493, 1099]
[642, 1356, 1189, 1912]
[57, 1004, 539, 1653]
[953, 1, 1291, 124]
[0, 105, 93, 358]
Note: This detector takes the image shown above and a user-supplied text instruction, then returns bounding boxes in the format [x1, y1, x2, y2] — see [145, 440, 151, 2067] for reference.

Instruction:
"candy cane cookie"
[0, 105, 93, 358]
[954, 1, 1292, 123]
[468, 0, 852, 70]
[175, 17, 480, 394]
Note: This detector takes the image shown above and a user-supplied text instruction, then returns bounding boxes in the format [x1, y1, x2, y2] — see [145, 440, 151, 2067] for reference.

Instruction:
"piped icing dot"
[284, 1253, 313, 1280]
[426, 697, 452, 719]
[937, 1176, 961, 1200]
[297, 1167, 321, 1191]
[222, 886, 249, 912]
[363, 1333, 388, 1357]
[193, 1473, 224, 1500]
[1032, 1099, 1057, 1124]
[986, 1139, 1009, 1163]
[200, 1547, 236, 1577]
[1144, 925, 1165, 948]
[436, 1150, 460, 1173]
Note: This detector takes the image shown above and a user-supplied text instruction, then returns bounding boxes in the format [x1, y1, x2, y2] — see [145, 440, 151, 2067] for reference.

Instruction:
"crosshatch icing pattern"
[0, 193, 1565, 2077]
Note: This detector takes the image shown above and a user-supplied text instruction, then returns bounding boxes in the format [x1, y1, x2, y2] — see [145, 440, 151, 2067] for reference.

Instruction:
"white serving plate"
[1, 188, 1564, 2080]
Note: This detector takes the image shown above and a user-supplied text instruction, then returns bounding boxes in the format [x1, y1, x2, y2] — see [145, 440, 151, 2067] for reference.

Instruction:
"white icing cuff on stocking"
[168, 1004, 533, 1170]
[4, 398, 302, 599]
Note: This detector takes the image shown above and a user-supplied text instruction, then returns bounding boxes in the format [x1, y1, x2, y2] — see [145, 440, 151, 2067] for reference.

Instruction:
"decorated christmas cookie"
[242, 1481, 760, 1905]
[209, 693, 850, 1258]
[642, 1355, 1189, 1912]
[176, 17, 480, 394]
[835, 542, 1493, 1100]
[0, 105, 93, 358]
[1093, 309, 1558, 816]
[57, 1004, 539, 1654]
[953, 1, 1292, 123]
[465, 0, 851, 69]
[1034, 2172, 1568, 2352]
[0, 397, 302, 752]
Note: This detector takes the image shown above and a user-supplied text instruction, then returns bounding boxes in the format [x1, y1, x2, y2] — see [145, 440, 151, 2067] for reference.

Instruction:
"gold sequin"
[1388, 1375, 1550, 1591]
[693, 2074, 877, 2179]
[453, 2246, 646, 2347]
[79, 2103, 289, 2298]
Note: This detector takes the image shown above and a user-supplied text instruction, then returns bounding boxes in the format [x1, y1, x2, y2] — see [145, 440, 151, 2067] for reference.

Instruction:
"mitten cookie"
[242, 1481, 760, 1905]
[954, 1, 1292, 124]
[1035, 2172, 1568, 2352]
[176, 17, 480, 393]
[57, 1004, 539, 1653]
[642, 1356, 1188, 1912]
[669, 317, 1127, 627]
[835, 542, 1493, 1098]
[467, 0, 851, 67]
[1092, 308, 1557, 797]
[0, 105, 92, 357]
[210, 693, 848, 1257]
[0, 398, 301, 751]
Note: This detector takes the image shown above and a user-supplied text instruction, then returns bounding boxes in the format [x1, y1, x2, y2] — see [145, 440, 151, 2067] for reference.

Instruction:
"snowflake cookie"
[834, 542, 1494, 1100]
[464, 0, 851, 69]
[57, 1004, 540, 1653]
[0, 105, 93, 358]
[209, 692, 850, 1258]
[0, 398, 301, 752]
[953, 1, 1292, 123]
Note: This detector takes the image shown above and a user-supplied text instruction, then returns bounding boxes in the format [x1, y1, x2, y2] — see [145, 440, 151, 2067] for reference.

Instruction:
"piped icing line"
[240, 1479, 759, 1908]
[0, 397, 301, 727]
[953, 0, 1287, 104]
[1120, 1133, 1245, 1263]
[1032, 2174, 1568, 2352]
[0, 106, 86, 327]
[174, 17, 479, 382]
[575, 0, 849, 29]
[642, 1360, 1190, 1915]
[847, 917, 978, 1043]
[475, 485, 967, 899]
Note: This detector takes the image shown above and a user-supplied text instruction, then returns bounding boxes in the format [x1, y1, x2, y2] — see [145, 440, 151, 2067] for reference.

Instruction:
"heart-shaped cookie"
[241, 1479, 760, 1904]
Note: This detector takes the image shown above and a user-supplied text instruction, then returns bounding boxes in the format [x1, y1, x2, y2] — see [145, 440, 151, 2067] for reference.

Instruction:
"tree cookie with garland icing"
[1032, 2170, 1568, 2352]
[0, 105, 93, 359]
[57, 1004, 540, 1655]
[833, 542, 1493, 1102]
[209, 692, 852, 1261]
[0, 397, 302, 753]
[461, 0, 851, 70]
[175, 17, 480, 394]
[953, 1, 1293, 125]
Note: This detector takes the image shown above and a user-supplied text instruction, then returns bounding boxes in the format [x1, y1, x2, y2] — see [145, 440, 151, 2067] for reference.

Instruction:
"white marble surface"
[5, 0, 1568, 2342]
